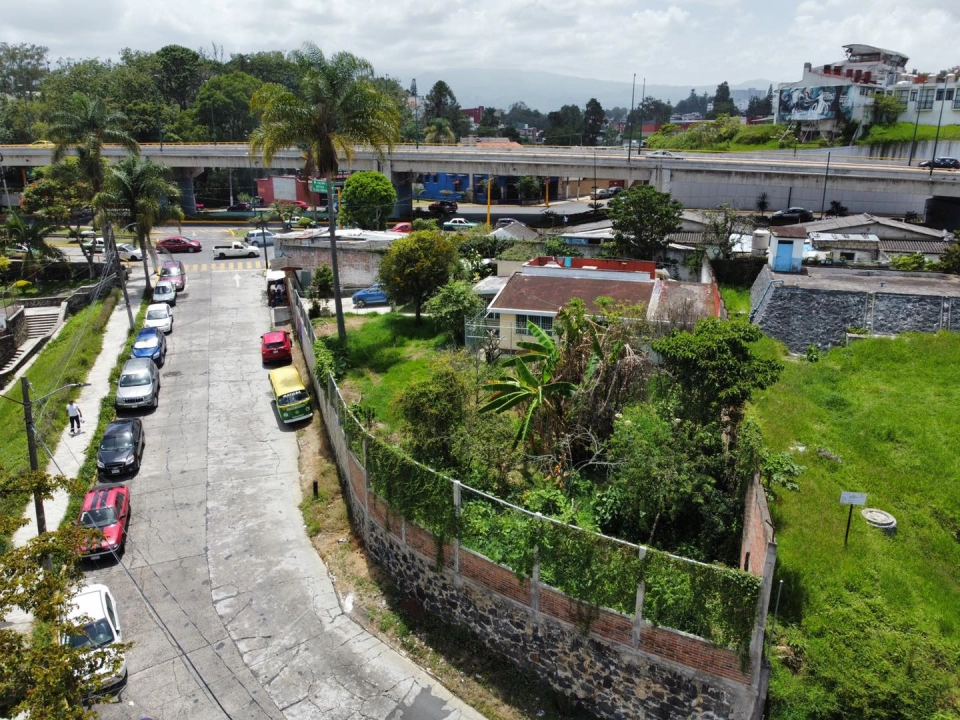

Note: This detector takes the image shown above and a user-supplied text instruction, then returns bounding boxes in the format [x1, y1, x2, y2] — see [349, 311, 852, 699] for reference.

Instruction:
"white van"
[64, 583, 128, 691]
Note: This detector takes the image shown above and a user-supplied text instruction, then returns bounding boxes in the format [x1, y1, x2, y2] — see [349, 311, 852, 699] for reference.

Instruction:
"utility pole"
[412, 79, 420, 150]
[638, 77, 646, 152]
[627, 74, 636, 163]
[21, 377, 44, 535]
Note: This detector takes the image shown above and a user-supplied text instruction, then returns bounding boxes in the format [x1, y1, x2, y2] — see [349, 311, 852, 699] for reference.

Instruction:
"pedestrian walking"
[67, 400, 83, 435]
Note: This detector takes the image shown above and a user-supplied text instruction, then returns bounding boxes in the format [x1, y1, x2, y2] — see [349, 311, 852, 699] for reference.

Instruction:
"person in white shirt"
[67, 401, 83, 434]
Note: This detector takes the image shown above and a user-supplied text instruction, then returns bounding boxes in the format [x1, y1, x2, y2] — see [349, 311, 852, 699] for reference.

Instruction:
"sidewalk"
[5, 271, 146, 632]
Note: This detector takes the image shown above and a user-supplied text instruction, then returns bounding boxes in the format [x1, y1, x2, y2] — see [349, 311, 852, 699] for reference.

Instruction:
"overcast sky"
[4, 0, 959, 87]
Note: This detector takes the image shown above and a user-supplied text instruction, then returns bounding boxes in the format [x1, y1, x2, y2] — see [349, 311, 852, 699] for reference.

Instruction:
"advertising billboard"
[777, 85, 855, 122]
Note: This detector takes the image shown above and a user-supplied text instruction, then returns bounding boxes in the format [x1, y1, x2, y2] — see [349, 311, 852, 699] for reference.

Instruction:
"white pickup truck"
[212, 241, 260, 259]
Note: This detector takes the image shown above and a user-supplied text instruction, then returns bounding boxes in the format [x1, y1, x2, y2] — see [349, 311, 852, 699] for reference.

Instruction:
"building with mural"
[775, 44, 909, 139]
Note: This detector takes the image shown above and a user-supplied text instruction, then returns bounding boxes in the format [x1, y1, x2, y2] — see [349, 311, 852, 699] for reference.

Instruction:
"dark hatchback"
[918, 157, 960, 169]
[97, 418, 145, 478]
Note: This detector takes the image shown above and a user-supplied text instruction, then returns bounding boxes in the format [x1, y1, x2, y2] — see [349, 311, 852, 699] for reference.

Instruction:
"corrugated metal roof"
[879, 239, 950, 254]
[802, 213, 946, 238]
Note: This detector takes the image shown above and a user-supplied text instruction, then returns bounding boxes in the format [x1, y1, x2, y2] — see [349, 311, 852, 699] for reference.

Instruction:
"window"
[936, 89, 944, 101]
[910, 89, 918, 102]
[918, 88, 935, 110]
[105, 594, 118, 630]
[947, 89, 955, 101]
[954, 93, 960, 109]
[840, 251, 856, 262]
[896, 89, 909, 102]
[514, 315, 554, 336]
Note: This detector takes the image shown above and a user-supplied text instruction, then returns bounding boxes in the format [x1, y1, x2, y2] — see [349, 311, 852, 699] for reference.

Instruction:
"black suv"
[428, 200, 458, 215]
[918, 157, 960, 169]
[226, 202, 253, 212]
[768, 207, 815, 225]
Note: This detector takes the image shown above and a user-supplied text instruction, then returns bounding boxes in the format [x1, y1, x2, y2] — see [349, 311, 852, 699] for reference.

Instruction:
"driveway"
[85, 235, 483, 719]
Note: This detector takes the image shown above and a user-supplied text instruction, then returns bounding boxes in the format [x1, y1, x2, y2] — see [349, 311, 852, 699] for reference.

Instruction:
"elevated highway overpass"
[3, 143, 959, 219]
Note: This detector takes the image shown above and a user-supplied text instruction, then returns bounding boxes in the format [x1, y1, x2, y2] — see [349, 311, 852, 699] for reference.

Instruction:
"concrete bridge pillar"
[392, 171, 414, 220]
[176, 167, 204, 214]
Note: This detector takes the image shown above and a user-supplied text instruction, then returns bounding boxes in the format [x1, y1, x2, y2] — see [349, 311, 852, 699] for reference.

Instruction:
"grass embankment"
[751, 333, 960, 719]
[0, 292, 119, 549]
[860, 122, 960, 145]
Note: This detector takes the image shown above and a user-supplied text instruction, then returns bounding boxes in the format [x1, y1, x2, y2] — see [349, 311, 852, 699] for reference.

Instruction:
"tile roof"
[489, 275, 654, 315]
[879, 239, 950, 254]
[801, 213, 947, 238]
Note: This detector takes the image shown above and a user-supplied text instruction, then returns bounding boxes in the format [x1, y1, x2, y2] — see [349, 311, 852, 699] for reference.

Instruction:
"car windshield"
[160, 267, 182, 277]
[146, 309, 168, 320]
[265, 340, 286, 349]
[155, 285, 172, 295]
[67, 619, 115, 649]
[80, 507, 118, 528]
[119, 371, 151, 387]
[101, 432, 134, 450]
[278, 390, 309, 405]
[134, 335, 160, 349]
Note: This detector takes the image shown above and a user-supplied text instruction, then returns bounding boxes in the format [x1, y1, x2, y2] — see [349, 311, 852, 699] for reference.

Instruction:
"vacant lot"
[752, 332, 960, 718]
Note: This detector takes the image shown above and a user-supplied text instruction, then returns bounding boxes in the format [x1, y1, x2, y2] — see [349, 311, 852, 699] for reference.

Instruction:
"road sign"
[840, 492, 867, 505]
[310, 179, 328, 193]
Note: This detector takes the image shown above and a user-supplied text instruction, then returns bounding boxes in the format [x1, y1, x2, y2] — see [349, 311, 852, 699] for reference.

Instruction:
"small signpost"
[310, 179, 328, 194]
[840, 491, 867, 546]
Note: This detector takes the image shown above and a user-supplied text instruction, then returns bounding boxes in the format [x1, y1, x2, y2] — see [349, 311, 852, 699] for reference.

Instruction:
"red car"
[77, 485, 130, 560]
[157, 236, 202, 253]
[390, 222, 412, 233]
[279, 199, 310, 210]
[261, 330, 292, 363]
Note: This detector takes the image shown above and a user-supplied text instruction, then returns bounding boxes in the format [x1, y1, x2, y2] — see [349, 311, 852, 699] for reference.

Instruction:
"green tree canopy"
[156, 44, 203, 110]
[607, 185, 683, 259]
[377, 229, 458, 323]
[339, 171, 397, 230]
[424, 279, 484, 345]
[702, 203, 750, 259]
[582, 98, 605, 146]
[194, 71, 263, 141]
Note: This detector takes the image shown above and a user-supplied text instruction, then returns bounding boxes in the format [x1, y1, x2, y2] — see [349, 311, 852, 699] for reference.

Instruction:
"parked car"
[389, 222, 413, 233]
[81, 237, 106, 253]
[64, 583, 128, 691]
[152, 280, 177, 306]
[278, 199, 309, 210]
[226, 202, 253, 212]
[442, 217, 479, 231]
[4, 243, 29, 259]
[246, 229, 276, 246]
[115, 358, 161, 410]
[213, 241, 260, 259]
[352, 283, 388, 308]
[769, 207, 815, 225]
[429, 200, 458, 215]
[116, 243, 141, 262]
[142, 304, 174, 335]
[131, 326, 168, 365]
[591, 188, 611, 199]
[157, 236, 202, 253]
[159, 259, 186, 291]
[77, 485, 130, 560]
[608, 186, 625, 196]
[70, 205, 94, 223]
[261, 330, 293, 363]
[97, 418, 146, 475]
[918, 157, 960, 169]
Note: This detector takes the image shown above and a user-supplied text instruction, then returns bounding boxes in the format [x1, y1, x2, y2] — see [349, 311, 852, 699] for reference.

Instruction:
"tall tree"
[2, 211, 60, 260]
[227, 51, 301, 90]
[377, 229, 458, 323]
[155, 44, 203, 110]
[607, 185, 683, 259]
[710, 81, 737, 118]
[424, 117, 455, 144]
[250, 42, 400, 341]
[582, 98, 605, 146]
[702, 204, 750, 259]
[95, 156, 181, 291]
[48, 92, 140, 195]
[194, 71, 263, 141]
[423, 80, 469, 139]
[0, 43, 48, 99]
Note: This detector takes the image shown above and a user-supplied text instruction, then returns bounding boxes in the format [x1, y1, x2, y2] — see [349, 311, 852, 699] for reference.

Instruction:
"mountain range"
[390, 68, 778, 112]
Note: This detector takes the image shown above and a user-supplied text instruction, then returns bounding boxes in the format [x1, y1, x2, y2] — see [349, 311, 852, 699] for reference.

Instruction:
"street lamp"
[0, 379, 91, 536]
[258, 211, 270, 269]
[411, 79, 420, 150]
[928, 75, 947, 178]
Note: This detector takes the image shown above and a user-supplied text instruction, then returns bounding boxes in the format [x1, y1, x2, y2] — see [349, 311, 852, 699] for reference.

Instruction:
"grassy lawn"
[751, 332, 960, 718]
[0, 292, 119, 549]
[721, 285, 752, 317]
[315, 313, 450, 428]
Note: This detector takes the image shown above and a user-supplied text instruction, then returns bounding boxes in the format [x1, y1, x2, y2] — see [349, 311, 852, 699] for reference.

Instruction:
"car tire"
[192, 246, 200, 253]
[249, 252, 258, 257]
[217, 252, 225, 259]
[354, 299, 366, 308]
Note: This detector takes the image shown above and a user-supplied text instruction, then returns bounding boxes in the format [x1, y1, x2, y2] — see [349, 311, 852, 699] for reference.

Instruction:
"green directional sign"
[310, 179, 328, 193]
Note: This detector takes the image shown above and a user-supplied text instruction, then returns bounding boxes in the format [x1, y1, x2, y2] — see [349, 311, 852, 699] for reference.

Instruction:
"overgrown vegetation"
[752, 333, 960, 719]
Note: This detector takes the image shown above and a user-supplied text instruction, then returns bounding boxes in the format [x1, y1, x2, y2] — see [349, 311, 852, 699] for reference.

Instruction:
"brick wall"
[277, 241, 384, 289]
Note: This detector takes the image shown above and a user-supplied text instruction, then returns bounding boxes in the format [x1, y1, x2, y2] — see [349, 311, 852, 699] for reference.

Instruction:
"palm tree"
[755, 192, 770, 218]
[95, 157, 181, 292]
[250, 43, 400, 341]
[2, 210, 61, 260]
[49, 93, 140, 196]
[423, 118, 455, 145]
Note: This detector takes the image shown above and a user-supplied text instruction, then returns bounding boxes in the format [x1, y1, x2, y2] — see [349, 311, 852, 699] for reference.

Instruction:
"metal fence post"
[453, 480, 461, 575]
[531, 512, 542, 614]
[632, 545, 648, 648]
[362, 436, 370, 541]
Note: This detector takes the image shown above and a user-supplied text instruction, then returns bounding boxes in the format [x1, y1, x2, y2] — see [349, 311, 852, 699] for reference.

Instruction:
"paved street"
[81, 229, 483, 720]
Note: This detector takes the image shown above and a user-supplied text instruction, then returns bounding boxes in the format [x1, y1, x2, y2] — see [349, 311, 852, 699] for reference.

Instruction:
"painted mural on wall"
[777, 85, 855, 122]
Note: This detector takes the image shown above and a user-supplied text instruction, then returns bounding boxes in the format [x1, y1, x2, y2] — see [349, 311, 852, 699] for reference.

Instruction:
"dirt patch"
[291, 345, 592, 720]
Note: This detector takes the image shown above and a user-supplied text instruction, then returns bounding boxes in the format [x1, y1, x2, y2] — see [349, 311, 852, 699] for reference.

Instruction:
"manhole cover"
[861, 508, 897, 534]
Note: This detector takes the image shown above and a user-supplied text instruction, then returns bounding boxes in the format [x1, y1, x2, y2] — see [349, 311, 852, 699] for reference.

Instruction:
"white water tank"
[752, 229, 771, 256]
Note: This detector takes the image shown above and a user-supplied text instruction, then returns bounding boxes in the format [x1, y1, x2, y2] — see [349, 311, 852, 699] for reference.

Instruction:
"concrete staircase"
[0, 305, 66, 385]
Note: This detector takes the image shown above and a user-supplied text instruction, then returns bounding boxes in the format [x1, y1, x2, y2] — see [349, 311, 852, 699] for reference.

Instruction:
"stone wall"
[750, 271, 960, 352]
[0, 306, 27, 369]
[277, 240, 384, 289]
[309, 365, 773, 720]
